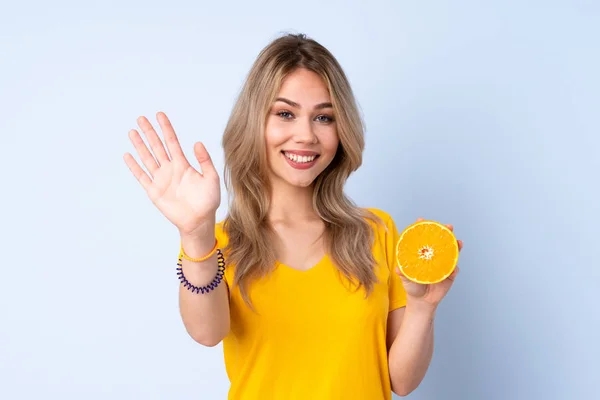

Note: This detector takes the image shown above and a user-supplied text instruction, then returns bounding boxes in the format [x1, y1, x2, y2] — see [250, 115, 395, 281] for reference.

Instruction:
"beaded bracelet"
[176, 249, 225, 294]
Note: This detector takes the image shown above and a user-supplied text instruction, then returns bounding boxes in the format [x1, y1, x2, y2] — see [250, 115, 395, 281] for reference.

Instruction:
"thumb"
[193, 142, 218, 178]
[395, 266, 407, 279]
[395, 266, 412, 284]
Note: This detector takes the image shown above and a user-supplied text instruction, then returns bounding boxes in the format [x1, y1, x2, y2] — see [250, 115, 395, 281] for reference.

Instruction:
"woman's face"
[264, 68, 340, 189]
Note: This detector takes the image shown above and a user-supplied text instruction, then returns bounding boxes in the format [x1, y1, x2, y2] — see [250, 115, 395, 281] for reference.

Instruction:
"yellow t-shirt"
[214, 208, 407, 400]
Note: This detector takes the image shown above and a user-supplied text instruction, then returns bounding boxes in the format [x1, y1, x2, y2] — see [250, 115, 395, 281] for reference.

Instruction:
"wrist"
[180, 224, 217, 259]
[179, 216, 215, 238]
[405, 298, 438, 317]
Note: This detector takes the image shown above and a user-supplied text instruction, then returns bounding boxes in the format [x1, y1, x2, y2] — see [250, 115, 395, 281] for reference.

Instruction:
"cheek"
[264, 119, 289, 148]
[319, 130, 340, 157]
[264, 126, 287, 166]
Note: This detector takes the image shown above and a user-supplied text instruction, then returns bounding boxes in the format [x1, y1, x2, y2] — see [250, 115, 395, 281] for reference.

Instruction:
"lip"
[281, 151, 319, 170]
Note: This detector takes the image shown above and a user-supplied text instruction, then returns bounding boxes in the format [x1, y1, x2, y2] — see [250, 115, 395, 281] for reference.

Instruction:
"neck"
[268, 181, 318, 223]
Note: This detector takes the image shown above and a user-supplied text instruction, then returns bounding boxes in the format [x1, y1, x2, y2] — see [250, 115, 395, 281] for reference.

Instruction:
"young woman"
[124, 33, 462, 399]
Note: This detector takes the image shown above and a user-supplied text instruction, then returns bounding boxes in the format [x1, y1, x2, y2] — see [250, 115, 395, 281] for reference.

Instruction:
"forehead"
[277, 68, 331, 102]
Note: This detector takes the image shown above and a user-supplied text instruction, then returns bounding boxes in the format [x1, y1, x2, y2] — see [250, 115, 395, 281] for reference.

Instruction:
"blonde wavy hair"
[222, 33, 381, 306]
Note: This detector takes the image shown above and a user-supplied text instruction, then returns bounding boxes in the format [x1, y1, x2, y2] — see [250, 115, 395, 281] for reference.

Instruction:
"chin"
[281, 174, 317, 188]
[291, 179, 316, 188]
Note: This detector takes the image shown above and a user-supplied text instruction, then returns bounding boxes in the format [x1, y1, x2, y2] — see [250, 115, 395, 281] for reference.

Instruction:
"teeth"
[284, 152, 317, 163]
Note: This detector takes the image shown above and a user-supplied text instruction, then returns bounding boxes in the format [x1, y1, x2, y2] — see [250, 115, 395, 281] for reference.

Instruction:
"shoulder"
[361, 208, 402, 272]
[361, 207, 395, 232]
[363, 207, 393, 221]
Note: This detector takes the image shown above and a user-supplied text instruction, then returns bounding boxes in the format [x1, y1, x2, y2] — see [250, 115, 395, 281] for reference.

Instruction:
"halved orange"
[396, 220, 459, 284]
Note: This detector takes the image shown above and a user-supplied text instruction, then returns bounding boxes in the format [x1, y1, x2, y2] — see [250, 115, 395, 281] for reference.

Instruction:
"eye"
[277, 111, 294, 119]
[315, 115, 334, 123]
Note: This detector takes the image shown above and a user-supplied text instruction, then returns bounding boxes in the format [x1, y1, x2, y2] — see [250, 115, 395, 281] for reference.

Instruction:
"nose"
[292, 118, 317, 144]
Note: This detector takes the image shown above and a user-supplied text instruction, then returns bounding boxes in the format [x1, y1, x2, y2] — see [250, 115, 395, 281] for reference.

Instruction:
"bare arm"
[386, 220, 462, 396]
[387, 304, 436, 396]
[178, 222, 230, 347]
[123, 112, 229, 346]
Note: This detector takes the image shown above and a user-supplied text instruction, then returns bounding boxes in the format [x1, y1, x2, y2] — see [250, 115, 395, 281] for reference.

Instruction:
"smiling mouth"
[282, 151, 320, 164]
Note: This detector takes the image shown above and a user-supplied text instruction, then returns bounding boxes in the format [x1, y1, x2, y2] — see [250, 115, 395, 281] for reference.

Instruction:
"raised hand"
[123, 112, 221, 237]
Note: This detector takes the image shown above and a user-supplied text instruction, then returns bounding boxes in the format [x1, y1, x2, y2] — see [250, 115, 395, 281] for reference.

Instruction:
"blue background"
[1, 1, 598, 399]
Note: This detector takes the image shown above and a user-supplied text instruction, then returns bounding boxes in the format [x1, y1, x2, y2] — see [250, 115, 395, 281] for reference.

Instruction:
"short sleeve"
[382, 212, 407, 311]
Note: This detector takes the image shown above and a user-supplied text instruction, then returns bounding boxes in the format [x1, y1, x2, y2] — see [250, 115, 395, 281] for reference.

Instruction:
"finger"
[123, 152, 152, 190]
[445, 224, 454, 232]
[137, 116, 170, 164]
[193, 142, 218, 178]
[446, 266, 460, 282]
[157, 112, 188, 164]
[457, 240, 463, 251]
[416, 217, 425, 222]
[451, 266, 460, 277]
[128, 129, 159, 176]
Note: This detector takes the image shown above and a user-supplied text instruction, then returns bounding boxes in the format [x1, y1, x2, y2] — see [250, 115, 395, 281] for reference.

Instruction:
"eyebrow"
[275, 97, 333, 110]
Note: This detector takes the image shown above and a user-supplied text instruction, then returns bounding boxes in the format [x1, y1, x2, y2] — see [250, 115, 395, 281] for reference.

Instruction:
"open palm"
[123, 112, 221, 236]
